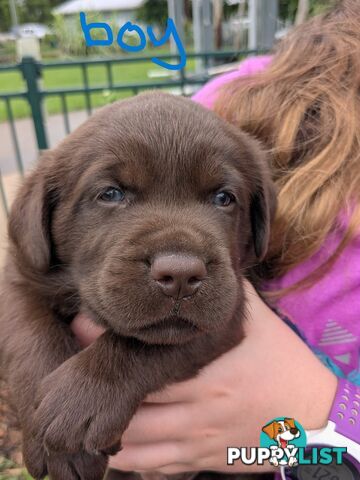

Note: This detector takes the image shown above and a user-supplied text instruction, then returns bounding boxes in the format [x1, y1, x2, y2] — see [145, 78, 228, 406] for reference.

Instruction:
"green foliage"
[137, 0, 335, 25]
[0, 0, 11, 31]
[279, 0, 297, 20]
[52, 14, 86, 56]
[136, 0, 169, 26]
[0, 456, 33, 480]
[52, 13, 127, 57]
[310, 0, 336, 15]
[0, 0, 339, 34]
[0, 0, 64, 32]
[279, 0, 336, 21]
[223, 3, 240, 20]
[136, 0, 334, 28]
[136, 0, 240, 24]
[18, 0, 58, 25]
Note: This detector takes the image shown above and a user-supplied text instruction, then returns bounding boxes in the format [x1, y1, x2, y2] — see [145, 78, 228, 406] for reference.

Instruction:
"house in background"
[53, 0, 146, 27]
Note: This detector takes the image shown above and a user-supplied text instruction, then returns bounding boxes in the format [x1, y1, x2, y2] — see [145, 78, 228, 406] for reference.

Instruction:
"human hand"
[71, 281, 337, 474]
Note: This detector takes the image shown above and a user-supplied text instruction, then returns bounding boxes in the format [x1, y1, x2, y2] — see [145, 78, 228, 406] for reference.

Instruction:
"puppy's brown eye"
[98, 187, 125, 203]
[213, 191, 235, 207]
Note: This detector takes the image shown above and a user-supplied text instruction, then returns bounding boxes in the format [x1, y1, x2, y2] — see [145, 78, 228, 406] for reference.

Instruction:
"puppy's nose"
[151, 254, 206, 299]
[290, 428, 298, 435]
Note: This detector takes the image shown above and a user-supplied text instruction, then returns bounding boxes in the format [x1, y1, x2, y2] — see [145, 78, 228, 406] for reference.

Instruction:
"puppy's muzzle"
[150, 254, 207, 299]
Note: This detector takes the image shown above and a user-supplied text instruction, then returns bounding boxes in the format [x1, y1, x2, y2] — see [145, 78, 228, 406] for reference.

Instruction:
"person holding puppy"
[73, 0, 360, 476]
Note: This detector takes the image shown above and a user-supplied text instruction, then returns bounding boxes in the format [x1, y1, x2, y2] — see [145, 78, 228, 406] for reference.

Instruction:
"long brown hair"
[215, 0, 360, 293]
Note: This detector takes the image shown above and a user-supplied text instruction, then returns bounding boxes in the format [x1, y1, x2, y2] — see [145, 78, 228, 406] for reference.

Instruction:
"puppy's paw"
[47, 451, 108, 480]
[23, 431, 48, 480]
[23, 428, 109, 480]
[33, 358, 129, 455]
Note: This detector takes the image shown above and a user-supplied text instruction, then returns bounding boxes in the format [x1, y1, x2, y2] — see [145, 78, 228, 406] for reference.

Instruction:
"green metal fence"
[0, 49, 261, 215]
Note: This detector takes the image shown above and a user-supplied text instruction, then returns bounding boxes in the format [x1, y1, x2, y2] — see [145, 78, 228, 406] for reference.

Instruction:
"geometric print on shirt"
[271, 308, 360, 386]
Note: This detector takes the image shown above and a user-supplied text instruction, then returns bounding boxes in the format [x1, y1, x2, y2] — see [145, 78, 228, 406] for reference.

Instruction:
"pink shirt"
[193, 57, 360, 383]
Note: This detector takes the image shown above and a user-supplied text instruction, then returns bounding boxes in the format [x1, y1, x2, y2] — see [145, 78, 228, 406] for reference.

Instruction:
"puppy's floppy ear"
[8, 151, 57, 273]
[262, 422, 276, 439]
[250, 177, 277, 260]
[246, 139, 277, 261]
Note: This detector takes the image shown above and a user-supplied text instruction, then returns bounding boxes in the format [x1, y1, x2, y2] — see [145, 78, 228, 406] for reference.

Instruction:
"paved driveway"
[1, 110, 90, 175]
[0, 110, 91, 266]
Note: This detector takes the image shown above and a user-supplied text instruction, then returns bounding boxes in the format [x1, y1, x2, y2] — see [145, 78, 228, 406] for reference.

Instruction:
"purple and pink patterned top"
[192, 56, 360, 385]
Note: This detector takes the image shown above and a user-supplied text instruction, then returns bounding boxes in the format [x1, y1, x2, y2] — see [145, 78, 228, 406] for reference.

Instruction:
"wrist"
[249, 305, 338, 432]
[299, 360, 338, 431]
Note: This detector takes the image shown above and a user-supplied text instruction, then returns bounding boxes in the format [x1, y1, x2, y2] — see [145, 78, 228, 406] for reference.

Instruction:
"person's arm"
[72, 281, 337, 474]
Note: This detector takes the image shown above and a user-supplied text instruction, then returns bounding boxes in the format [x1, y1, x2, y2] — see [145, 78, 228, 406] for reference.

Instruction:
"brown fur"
[0, 92, 275, 480]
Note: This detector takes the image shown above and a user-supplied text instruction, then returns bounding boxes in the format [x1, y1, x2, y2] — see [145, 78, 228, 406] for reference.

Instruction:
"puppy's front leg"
[33, 331, 138, 455]
[0, 286, 108, 480]
[33, 329, 223, 457]
[34, 332, 160, 455]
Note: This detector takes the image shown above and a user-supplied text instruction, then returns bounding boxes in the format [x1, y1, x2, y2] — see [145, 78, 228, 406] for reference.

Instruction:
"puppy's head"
[9, 92, 275, 345]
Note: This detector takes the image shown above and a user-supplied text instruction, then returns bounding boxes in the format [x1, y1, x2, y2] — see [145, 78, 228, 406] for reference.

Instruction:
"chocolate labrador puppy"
[0, 92, 275, 480]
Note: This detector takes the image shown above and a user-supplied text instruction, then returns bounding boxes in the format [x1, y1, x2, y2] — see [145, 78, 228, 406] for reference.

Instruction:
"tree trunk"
[234, 0, 247, 51]
[213, 0, 223, 50]
[295, 0, 310, 25]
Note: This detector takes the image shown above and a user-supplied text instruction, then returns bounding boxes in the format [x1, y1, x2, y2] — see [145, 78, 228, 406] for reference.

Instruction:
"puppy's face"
[9, 93, 275, 345]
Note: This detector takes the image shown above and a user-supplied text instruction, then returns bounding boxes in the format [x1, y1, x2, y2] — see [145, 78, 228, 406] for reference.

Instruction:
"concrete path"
[0, 110, 91, 267]
[1, 110, 90, 175]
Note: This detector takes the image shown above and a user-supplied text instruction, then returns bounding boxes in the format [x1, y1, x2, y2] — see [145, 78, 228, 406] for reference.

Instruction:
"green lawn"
[0, 52, 195, 122]
[0, 457, 33, 480]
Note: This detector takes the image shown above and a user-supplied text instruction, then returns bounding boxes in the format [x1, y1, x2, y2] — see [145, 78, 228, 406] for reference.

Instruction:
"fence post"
[20, 56, 48, 150]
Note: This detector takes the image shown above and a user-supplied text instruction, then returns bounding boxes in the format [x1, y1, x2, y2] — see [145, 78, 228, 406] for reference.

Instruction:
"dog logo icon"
[261, 417, 306, 467]
[228, 417, 346, 468]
